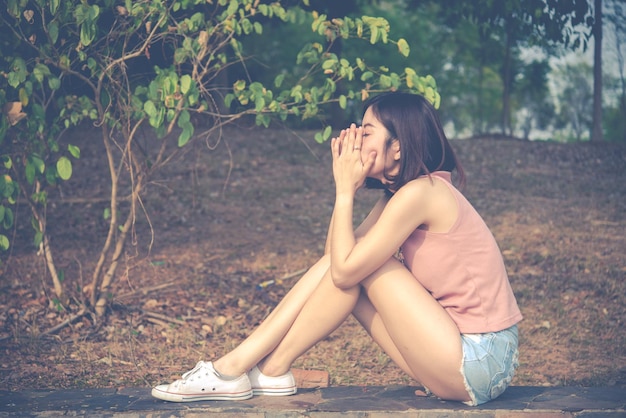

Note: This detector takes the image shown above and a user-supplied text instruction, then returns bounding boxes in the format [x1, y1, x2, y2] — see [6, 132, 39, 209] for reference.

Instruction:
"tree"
[604, 0, 626, 142]
[515, 59, 555, 139]
[553, 61, 594, 141]
[409, 0, 593, 137]
[0, 0, 439, 320]
[592, 0, 604, 141]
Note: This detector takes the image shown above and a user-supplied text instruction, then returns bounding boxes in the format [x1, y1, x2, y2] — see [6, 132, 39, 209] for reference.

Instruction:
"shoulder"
[387, 174, 459, 232]
[389, 176, 437, 205]
[377, 177, 435, 224]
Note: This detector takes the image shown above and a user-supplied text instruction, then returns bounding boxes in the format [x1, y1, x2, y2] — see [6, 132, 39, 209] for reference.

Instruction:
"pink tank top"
[400, 171, 522, 334]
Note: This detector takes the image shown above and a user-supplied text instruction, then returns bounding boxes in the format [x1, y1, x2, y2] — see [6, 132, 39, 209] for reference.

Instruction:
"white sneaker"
[151, 361, 253, 402]
[248, 366, 297, 396]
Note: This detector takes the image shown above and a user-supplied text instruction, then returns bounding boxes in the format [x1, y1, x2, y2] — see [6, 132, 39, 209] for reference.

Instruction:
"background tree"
[552, 61, 594, 141]
[515, 59, 554, 140]
[408, 0, 592, 137]
[604, 0, 626, 142]
[592, 0, 604, 141]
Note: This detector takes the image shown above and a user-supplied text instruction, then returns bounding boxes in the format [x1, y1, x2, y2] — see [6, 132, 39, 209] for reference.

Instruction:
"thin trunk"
[94, 177, 143, 316]
[592, 0, 604, 141]
[614, 10, 626, 142]
[89, 125, 118, 307]
[477, 31, 488, 135]
[16, 179, 67, 305]
[501, 22, 513, 136]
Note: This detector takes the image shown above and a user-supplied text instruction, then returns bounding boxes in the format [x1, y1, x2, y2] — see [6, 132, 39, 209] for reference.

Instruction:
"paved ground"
[1, 385, 625, 417]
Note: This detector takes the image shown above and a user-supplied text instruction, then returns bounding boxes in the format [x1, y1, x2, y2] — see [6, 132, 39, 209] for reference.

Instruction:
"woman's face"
[360, 107, 401, 186]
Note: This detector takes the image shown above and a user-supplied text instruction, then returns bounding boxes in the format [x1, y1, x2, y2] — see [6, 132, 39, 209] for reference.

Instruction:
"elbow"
[330, 267, 357, 290]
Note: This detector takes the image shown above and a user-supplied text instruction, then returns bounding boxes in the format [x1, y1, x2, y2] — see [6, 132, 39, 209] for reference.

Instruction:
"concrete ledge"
[1, 386, 625, 417]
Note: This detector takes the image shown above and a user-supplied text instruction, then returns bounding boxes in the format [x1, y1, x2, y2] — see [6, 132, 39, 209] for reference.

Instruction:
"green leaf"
[25, 162, 35, 185]
[80, 22, 96, 46]
[149, 107, 165, 128]
[68, 144, 80, 159]
[144, 100, 157, 117]
[339, 95, 347, 110]
[322, 59, 337, 70]
[0, 234, 9, 251]
[274, 74, 285, 88]
[433, 91, 441, 109]
[48, 77, 61, 90]
[8, 58, 27, 88]
[255, 113, 270, 128]
[2, 207, 14, 228]
[233, 80, 246, 92]
[174, 48, 188, 64]
[379, 74, 391, 88]
[31, 155, 45, 173]
[226, 0, 238, 16]
[103, 207, 111, 220]
[322, 125, 332, 141]
[178, 109, 190, 124]
[314, 125, 332, 144]
[369, 26, 379, 44]
[49, 0, 60, 15]
[87, 58, 97, 74]
[7, 0, 19, 17]
[19, 88, 29, 107]
[254, 96, 265, 112]
[56, 156, 72, 180]
[397, 38, 410, 57]
[48, 22, 59, 44]
[180, 75, 192, 94]
[33, 64, 50, 84]
[33, 231, 43, 248]
[177, 123, 193, 147]
[224, 93, 235, 108]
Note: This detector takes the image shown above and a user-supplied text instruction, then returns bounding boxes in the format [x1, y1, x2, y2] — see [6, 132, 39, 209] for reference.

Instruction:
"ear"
[391, 138, 401, 161]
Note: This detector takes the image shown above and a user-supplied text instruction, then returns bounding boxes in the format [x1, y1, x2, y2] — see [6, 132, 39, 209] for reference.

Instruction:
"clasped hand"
[331, 124, 376, 197]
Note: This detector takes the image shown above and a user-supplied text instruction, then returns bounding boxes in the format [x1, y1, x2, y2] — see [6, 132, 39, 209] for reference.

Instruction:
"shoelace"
[180, 361, 213, 382]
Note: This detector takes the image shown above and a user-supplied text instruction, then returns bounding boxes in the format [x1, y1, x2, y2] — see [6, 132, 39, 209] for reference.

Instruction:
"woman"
[152, 92, 522, 406]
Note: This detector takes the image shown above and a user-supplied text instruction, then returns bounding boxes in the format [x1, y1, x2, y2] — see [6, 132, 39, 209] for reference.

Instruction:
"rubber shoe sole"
[151, 384, 253, 402]
[249, 366, 297, 396]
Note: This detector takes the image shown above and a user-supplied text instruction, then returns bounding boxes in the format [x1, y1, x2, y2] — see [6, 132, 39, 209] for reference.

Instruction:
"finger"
[347, 123, 357, 150]
[354, 126, 363, 153]
[336, 129, 348, 156]
[363, 151, 377, 173]
[331, 136, 340, 159]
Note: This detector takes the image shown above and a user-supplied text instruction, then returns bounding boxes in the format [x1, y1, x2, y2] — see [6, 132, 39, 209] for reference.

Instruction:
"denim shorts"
[460, 325, 519, 406]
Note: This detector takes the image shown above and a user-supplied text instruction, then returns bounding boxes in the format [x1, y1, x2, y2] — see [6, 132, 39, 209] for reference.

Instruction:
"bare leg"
[353, 258, 470, 402]
[258, 270, 360, 376]
[213, 255, 332, 375]
[352, 289, 418, 380]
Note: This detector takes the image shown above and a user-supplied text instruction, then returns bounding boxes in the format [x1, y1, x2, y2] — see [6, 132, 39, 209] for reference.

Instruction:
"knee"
[360, 257, 406, 290]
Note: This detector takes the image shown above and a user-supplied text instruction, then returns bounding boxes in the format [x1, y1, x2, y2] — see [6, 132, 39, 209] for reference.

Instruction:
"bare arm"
[324, 195, 388, 255]
[330, 181, 430, 288]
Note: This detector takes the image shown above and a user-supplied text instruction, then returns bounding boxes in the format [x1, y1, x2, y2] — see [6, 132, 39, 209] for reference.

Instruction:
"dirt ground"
[1, 126, 625, 391]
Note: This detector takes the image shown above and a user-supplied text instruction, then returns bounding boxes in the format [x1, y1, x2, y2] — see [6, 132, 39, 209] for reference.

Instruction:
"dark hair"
[363, 91, 465, 192]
